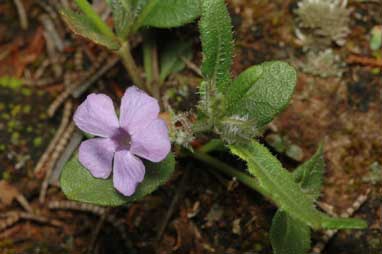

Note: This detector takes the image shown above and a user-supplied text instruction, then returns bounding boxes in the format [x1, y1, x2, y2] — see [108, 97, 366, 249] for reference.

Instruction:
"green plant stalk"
[190, 150, 269, 196]
[74, 0, 114, 38]
[143, 41, 154, 85]
[117, 42, 145, 90]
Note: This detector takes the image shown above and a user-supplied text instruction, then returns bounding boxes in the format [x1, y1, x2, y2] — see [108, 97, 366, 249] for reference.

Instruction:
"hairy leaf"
[269, 146, 325, 254]
[229, 141, 367, 230]
[106, 0, 132, 38]
[293, 144, 325, 201]
[73, 0, 115, 38]
[270, 210, 311, 254]
[225, 61, 296, 128]
[60, 153, 175, 206]
[134, 0, 200, 30]
[159, 40, 192, 82]
[200, 0, 233, 91]
[129, 0, 148, 18]
[61, 9, 120, 50]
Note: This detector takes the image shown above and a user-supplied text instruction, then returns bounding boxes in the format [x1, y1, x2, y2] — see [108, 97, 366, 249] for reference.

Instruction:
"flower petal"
[74, 93, 119, 137]
[79, 138, 117, 179]
[119, 86, 160, 135]
[113, 150, 145, 196]
[130, 118, 171, 162]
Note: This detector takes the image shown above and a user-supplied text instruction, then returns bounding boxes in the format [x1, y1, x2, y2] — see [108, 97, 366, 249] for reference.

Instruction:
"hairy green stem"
[117, 42, 145, 90]
[189, 150, 268, 196]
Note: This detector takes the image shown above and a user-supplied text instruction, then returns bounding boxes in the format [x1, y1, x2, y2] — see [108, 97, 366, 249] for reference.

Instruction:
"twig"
[311, 188, 371, 254]
[15, 195, 33, 213]
[47, 52, 111, 116]
[88, 209, 109, 253]
[48, 200, 106, 215]
[72, 55, 119, 98]
[23, 77, 60, 87]
[181, 57, 203, 77]
[0, 211, 62, 233]
[13, 0, 28, 30]
[48, 201, 130, 246]
[317, 201, 337, 217]
[39, 14, 64, 52]
[39, 122, 76, 203]
[155, 169, 190, 244]
[49, 130, 83, 186]
[347, 55, 382, 68]
[35, 100, 73, 176]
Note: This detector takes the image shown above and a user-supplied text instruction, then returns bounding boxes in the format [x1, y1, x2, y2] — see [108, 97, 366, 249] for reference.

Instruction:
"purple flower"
[73, 86, 171, 196]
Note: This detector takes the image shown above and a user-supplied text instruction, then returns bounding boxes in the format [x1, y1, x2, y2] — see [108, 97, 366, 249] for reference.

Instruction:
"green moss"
[33, 137, 43, 147]
[0, 76, 22, 89]
[2, 171, 11, 181]
[11, 132, 20, 144]
[23, 105, 31, 114]
[21, 88, 32, 96]
[11, 105, 21, 116]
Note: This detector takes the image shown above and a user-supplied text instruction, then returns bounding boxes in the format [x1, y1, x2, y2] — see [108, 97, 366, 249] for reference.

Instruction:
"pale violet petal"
[119, 86, 159, 135]
[113, 150, 145, 196]
[130, 118, 171, 162]
[79, 138, 117, 179]
[74, 93, 119, 137]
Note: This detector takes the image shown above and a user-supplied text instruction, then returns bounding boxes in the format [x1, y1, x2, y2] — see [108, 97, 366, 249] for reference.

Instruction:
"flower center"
[112, 128, 132, 151]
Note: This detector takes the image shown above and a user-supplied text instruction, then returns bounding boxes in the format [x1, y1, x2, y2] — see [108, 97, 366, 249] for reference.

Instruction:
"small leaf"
[270, 210, 311, 254]
[159, 40, 192, 82]
[135, 0, 201, 29]
[293, 144, 325, 201]
[370, 25, 382, 51]
[60, 153, 175, 206]
[225, 61, 297, 128]
[61, 9, 120, 50]
[129, 0, 148, 18]
[106, 0, 132, 38]
[73, 0, 115, 38]
[200, 0, 233, 91]
[229, 140, 367, 230]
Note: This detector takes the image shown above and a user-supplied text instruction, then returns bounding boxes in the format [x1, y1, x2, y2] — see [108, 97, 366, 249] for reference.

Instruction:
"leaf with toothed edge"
[200, 0, 233, 92]
[134, 0, 201, 30]
[225, 61, 297, 128]
[270, 145, 325, 254]
[61, 9, 120, 50]
[270, 210, 311, 254]
[229, 140, 367, 230]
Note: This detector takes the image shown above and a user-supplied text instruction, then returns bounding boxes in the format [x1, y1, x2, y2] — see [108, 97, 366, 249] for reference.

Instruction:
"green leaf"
[270, 210, 311, 254]
[60, 153, 175, 206]
[229, 140, 367, 230]
[74, 0, 115, 38]
[370, 26, 382, 51]
[134, 0, 201, 30]
[129, 0, 148, 18]
[293, 144, 325, 201]
[106, 0, 132, 38]
[61, 9, 120, 50]
[225, 61, 297, 128]
[200, 0, 233, 91]
[270, 146, 325, 254]
[159, 40, 192, 82]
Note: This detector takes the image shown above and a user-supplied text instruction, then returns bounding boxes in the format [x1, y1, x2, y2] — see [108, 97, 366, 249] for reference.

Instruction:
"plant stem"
[117, 42, 145, 90]
[189, 150, 268, 196]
